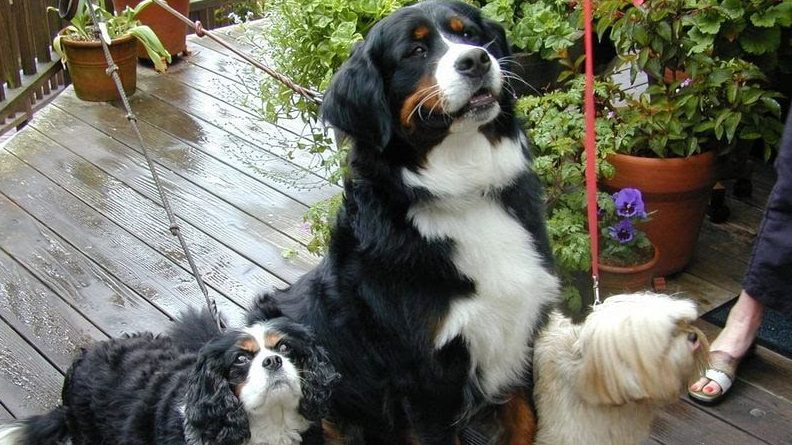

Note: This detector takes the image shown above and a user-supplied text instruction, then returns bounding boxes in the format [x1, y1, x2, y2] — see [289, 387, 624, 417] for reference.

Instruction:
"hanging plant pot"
[601, 151, 716, 277]
[112, 0, 189, 58]
[600, 244, 660, 297]
[60, 33, 138, 102]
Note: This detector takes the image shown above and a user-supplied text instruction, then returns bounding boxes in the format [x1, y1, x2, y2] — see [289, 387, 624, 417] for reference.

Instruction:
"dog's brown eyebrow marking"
[413, 25, 430, 40]
[239, 337, 260, 354]
[449, 17, 464, 33]
[265, 332, 285, 349]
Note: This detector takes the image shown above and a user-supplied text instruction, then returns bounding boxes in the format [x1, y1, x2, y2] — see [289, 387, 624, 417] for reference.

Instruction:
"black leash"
[67, 0, 224, 332]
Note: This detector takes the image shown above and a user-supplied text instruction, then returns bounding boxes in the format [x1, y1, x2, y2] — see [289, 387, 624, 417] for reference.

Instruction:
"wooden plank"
[0, 183, 246, 328]
[118, 83, 338, 205]
[136, 58, 335, 181]
[0, 319, 62, 418]
[15, 0, 37, 75]
[0, 247, 107, 373]
[664, 272, 736, 313]
[683, 382, 792, 445]
[52, 93, 319, 246]
[3, 127, 289, 304]
[0, 153, 172, 335]
[649, 400, 768, 445]
[32, 0, 51, 63]
[30, 103, 318, 271]
[0, 0, 22, 87]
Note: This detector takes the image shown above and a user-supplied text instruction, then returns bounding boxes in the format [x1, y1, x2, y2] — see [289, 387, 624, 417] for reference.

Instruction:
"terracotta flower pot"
[599, 244, 660, 297]
[61, 33, 138, 102]
[112, 0, 189, 57]
[601, 151, 716, 277]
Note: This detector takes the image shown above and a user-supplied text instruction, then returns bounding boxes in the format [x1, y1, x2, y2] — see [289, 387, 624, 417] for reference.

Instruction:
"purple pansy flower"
[613, 188, 646, 218]
[608, 219, 636, 244]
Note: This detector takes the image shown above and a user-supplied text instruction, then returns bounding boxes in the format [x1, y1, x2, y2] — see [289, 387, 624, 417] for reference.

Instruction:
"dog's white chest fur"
[404, 133, 559, 398]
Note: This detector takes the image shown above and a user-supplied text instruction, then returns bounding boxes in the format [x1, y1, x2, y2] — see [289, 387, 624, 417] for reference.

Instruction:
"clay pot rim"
[599, 244, 660, 274]
[58, 29, 136, 47]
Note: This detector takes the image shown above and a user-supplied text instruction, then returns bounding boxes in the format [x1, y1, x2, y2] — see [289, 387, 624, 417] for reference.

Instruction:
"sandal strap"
[704, 368, 733, 394]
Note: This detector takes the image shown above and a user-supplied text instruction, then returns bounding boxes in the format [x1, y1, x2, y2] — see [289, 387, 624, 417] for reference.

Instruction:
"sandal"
[688, 345, 755, 405]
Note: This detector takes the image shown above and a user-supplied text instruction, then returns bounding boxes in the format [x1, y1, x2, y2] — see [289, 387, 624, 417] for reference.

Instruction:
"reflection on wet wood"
[0, 321, 62, 418]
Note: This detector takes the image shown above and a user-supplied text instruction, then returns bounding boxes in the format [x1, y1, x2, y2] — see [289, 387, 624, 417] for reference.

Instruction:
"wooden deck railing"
[0, 0, 67, 137]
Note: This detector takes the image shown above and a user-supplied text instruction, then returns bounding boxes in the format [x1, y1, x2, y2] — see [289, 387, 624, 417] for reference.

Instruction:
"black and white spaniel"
[248, 1, 559, 444]
[0, 304, 338, 445]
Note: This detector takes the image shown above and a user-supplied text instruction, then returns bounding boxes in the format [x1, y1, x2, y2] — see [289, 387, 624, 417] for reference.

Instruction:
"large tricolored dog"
[248, 1, 560, 443]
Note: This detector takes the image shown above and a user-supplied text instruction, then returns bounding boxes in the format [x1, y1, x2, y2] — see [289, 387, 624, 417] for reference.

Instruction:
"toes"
[703, 381, 722, 395]
[690, 377, 709, 392]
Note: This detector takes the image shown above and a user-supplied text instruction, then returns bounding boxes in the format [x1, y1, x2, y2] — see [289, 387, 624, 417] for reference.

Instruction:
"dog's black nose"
[263, 355, 283, 370]
[454, 48, 491, 78]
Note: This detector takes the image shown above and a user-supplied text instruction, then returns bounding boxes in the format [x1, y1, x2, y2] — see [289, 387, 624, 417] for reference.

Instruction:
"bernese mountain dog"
[248, 1, 560, 444]
[0, 304, 338, 445]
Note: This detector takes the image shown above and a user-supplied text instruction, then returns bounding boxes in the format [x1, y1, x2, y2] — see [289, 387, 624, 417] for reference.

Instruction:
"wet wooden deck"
[0, 26, 790, 445]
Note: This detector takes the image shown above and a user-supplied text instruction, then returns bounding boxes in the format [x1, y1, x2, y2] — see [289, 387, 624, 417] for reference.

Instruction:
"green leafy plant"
[517, 76, 628, 312]
[50, 0, 171, 72]
[595, 0, 785, 159]
[480, 0, 582, 58]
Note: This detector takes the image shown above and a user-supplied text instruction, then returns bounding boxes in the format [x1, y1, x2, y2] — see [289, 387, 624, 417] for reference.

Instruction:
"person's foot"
[689, 290, 763, 400]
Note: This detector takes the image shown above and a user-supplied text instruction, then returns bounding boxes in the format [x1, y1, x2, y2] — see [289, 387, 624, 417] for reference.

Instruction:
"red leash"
[582, 0, 601, 304]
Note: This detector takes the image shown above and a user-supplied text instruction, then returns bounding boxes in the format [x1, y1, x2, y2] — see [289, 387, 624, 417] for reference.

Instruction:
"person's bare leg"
[689, 290, 764, 395]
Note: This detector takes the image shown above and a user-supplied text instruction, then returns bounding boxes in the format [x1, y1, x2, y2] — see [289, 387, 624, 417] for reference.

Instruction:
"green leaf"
[656, 21, 672, 42]
[724, 112, 742, 143]
[719, 0, 744, 20]
[726, 83, 738, 104]
[693, 11, 725, 34]
[739, 26, 782, 55]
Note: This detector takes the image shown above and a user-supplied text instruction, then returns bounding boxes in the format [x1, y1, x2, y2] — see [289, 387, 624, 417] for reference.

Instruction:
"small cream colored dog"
[534, 293, 708, 445]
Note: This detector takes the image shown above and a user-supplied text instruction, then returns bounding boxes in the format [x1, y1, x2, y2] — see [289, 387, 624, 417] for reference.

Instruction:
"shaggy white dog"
[534, 293, 708, 445]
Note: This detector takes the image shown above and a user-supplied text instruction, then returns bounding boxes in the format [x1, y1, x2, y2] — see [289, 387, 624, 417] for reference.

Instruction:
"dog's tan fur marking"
[498, 390, 536, 445]
[449, 17, 464, 33]
[239, 337, 260, 353]
[400, 76, 442, 129]
[265, 333, 284, 349]
[413, 25, 430, 40]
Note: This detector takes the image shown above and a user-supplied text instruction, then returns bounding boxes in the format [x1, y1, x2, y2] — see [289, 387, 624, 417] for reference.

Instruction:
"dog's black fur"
[248, 1, 558, 444]
[2, 306, 337, 445]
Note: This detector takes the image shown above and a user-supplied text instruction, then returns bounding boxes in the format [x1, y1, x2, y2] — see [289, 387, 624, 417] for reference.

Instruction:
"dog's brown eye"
[277, 342, 291, 354]
[407, 45, 427, 58]
[235, 353, 251, 365]
[687, 332, 698, 343]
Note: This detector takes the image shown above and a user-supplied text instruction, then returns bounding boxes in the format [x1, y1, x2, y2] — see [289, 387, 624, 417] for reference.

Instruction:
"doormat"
[702, 298, 792, 359]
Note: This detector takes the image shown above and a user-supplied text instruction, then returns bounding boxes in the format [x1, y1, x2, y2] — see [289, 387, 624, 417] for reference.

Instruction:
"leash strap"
[582, 0, 601, 305]
[84, 0, 225, 331]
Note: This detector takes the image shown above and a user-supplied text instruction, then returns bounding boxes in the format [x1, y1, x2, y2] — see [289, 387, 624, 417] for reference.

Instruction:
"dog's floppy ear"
[184, 337, 250, 445]
[482, 18, 512, 60]
[321, 40, 392, 150]
[298, 343, 340, 421]
[247, 293, 285, 322]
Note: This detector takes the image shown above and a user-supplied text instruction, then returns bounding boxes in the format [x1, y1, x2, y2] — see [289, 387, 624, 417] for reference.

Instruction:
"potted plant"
[112, 0, 190, 57]
[51, 0, 171, 101]
[598, 187, 658, 296]
[517, 75, 629, 312]
[594, 0, 785, 276]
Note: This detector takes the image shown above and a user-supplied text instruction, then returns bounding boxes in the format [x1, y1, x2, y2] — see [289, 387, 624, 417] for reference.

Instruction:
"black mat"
[702, 298, 792, 359]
